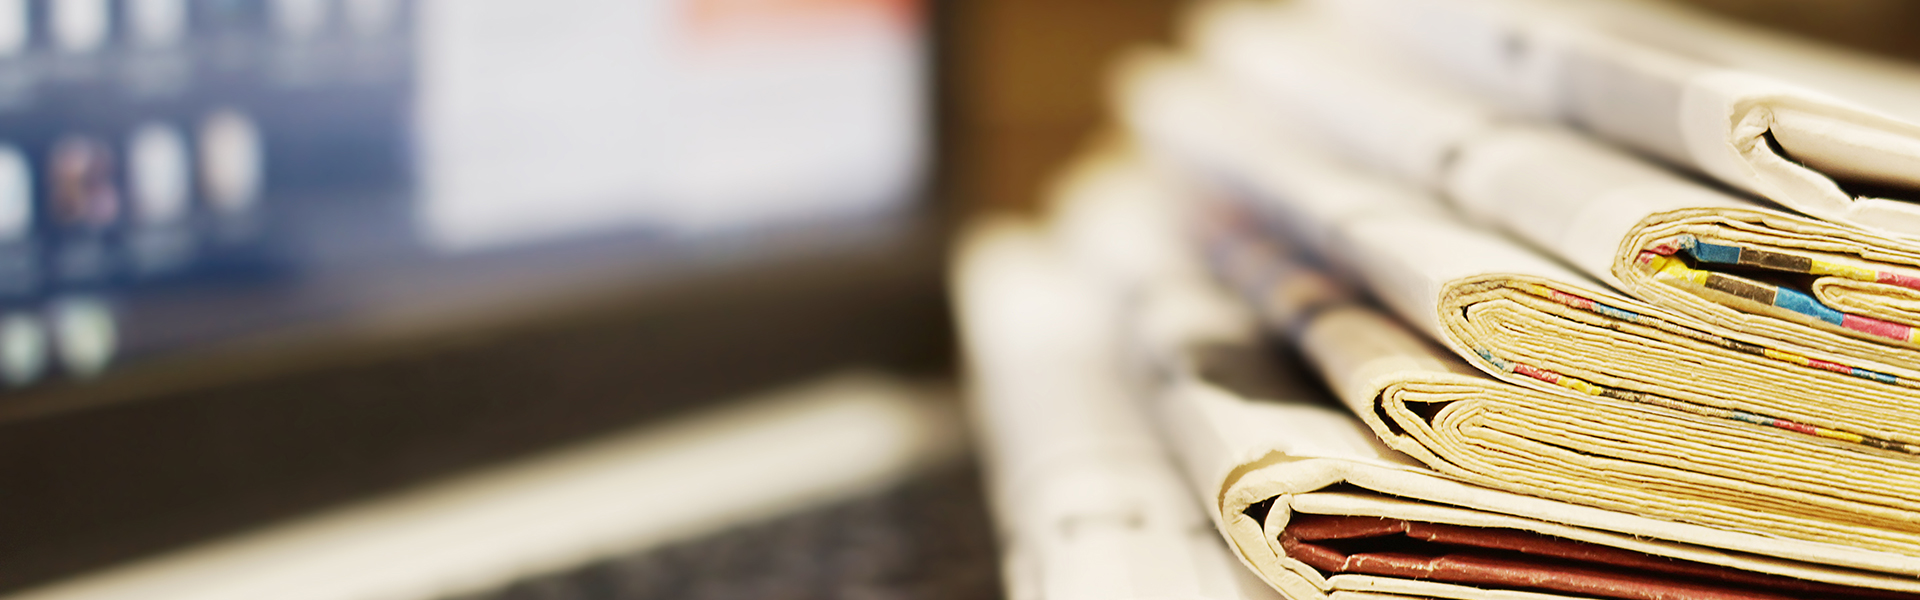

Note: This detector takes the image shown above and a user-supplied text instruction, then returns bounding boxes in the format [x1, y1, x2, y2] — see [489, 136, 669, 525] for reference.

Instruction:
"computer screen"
[0, 0, 928, 388]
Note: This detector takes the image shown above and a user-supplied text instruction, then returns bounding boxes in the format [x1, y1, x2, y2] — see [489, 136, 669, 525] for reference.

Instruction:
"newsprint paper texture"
[1320, 0, 1920, 238]
[1195, 0, 1920, 376]
[1120, 51, 1920, 555]
[953, 216, 1283, 600]
[1036, 145, 1920, 598]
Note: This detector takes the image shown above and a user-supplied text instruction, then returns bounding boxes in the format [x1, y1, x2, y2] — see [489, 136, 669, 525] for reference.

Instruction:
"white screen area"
[413, 0, 924, 253]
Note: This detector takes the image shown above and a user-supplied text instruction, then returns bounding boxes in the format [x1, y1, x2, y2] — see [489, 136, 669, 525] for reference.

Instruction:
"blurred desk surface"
[0, 222, 956, 594]
[454, 460, 1000, 600]
[5, 373, 1000, 600]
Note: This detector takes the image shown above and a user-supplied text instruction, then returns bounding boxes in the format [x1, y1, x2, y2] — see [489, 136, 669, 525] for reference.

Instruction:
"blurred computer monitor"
[0, 0, 944, 592]
[0, 0, 928, 390]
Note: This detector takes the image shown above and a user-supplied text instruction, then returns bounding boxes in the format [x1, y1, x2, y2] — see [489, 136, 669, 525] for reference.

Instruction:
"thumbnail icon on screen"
[50, 136, 121, 229]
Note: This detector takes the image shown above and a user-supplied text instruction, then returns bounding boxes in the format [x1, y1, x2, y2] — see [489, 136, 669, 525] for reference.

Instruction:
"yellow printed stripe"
[1559, 378, 1604, 396]
[1810, 261, 1877, 281]
[1647, 255, 1710, 285]
[1764, 348, 1812, 367]
[1818, 429, 1866, 444]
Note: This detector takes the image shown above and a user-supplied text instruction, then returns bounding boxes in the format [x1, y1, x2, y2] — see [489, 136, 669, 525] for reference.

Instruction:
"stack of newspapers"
[955, 0, 1920, 599]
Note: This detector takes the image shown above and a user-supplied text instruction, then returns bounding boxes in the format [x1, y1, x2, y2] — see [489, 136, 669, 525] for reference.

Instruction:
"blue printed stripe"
[1774, 285, 1846, 325]
[1688, 238, 1743, 266]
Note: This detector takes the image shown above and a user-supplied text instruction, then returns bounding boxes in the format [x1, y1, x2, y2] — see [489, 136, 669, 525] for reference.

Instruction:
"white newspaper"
[1119, 52, 1920, 557]
[1193, 0, 1920, 381]
[1315, 0, 1920, 238]
[953, 215, 1283, 600]
[1038, 144, 1920, 597]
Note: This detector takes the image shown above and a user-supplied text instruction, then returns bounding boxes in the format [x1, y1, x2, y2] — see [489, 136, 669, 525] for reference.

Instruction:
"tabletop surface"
[453, 461, 1003, 600]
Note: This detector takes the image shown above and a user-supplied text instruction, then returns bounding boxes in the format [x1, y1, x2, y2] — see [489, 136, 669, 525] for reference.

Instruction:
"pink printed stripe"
[1842, 314, 1915, 342]
[1881, 271, 1920, 291]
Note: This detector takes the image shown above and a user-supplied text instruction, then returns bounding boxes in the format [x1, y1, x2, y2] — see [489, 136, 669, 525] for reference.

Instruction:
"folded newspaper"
[1195, 0, 1920, 375]
[1119, 53, 1920, 555]
[1039, 146, 1920, 598]
[1311, 0, 1920, 238]
[953, 215, 1283, 600]
[1158, 240, 1920, 600]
